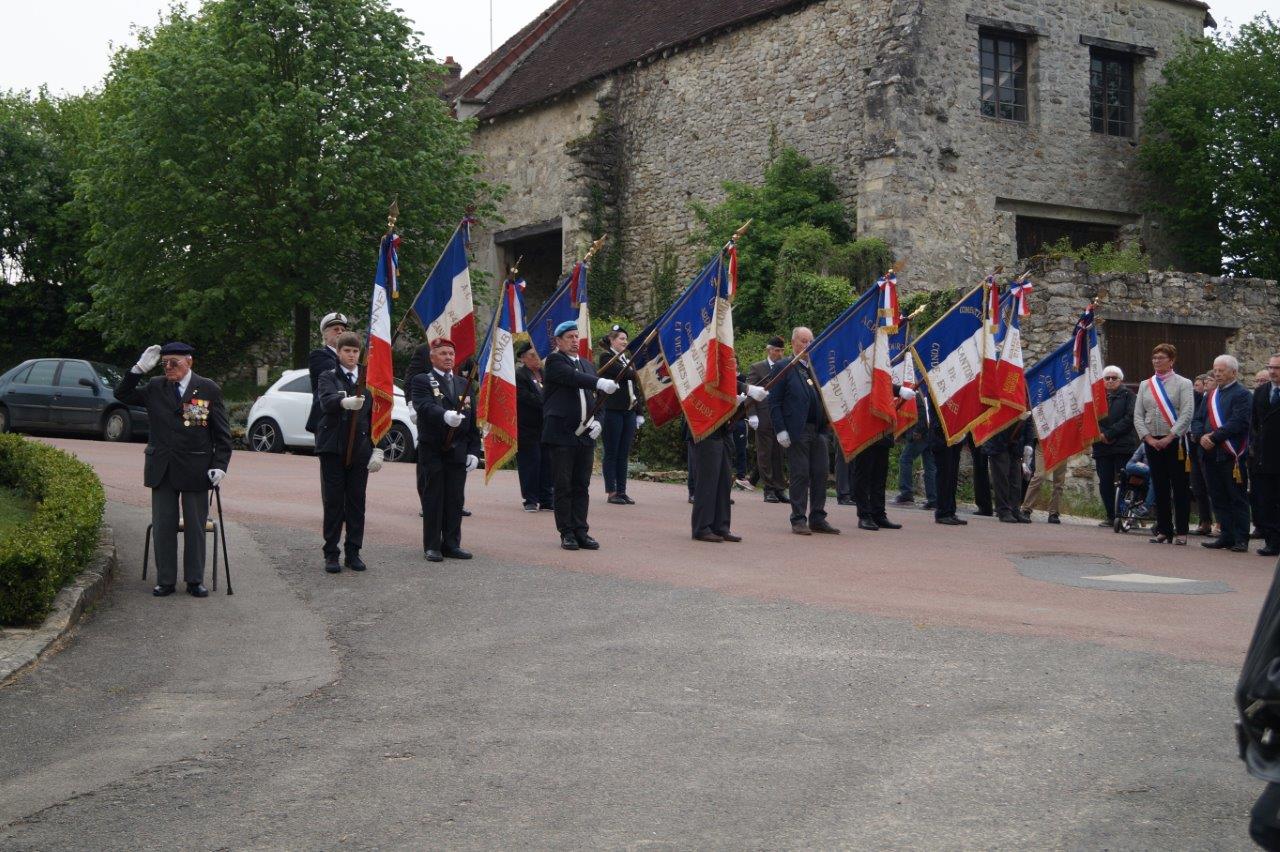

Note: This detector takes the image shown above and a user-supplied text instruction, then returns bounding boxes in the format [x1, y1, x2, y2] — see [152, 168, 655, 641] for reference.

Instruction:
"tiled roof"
[456, 0, 820, 119]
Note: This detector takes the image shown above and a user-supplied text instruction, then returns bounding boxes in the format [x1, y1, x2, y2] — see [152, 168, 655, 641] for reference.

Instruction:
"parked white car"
[245, 369, 418, 462]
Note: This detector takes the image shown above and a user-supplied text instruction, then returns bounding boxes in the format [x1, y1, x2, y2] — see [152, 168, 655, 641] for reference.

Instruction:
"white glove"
[442, 410, 464, 428]
[747, 415, 759, 430]
[596, 378, 619, 394]
[747, 384, 769, 402]
[207, 469, 226, 487]
[898, 386, 916, 401]
[587, 420, 603, 440]
[777, 430, 791, 449]
[367, 447, 384, 473]
[465, 454, 478, 472]
[635, 415, 645, 429]
[133, 344, 161, 374]
[340, 394, 365, 410]
[736, 393, 747, 405]
[1023, 445, 1034, 465]
[1022, 463, 1033, 479]
[409, 410, 418, 425]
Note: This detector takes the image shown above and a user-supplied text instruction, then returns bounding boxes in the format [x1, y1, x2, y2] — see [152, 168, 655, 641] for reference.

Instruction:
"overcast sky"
[0, 0, 1271, 96]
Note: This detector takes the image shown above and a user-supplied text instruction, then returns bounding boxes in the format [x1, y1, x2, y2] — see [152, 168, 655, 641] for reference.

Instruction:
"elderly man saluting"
[115, 342, 233, 597]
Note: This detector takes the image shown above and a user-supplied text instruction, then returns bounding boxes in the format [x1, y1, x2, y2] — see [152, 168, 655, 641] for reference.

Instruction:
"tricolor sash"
[1148, 373, 1179, 430]
[1207, 386, 1247, 477]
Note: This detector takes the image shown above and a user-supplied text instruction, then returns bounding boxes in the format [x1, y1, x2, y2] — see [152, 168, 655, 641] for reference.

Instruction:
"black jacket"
[1237, 567, 1280, 783]
[1254, 384, 1280, 476]
[542, 350, 600, 447]
[115, 371, 233, 491]
[305, 346, 339, 433]
[1192, 381, 1252, 464]
[597, 350, 644, 413]
[515, 364, 546, 445]
[314, 367, 373, 460]
[1094, 386, 1138, 459]
[403, 343, 432, 405]
[410, 369, 480, 465]
[767, 357, 827, 439]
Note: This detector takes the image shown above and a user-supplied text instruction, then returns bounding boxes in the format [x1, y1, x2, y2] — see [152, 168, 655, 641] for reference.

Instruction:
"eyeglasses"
[161, 358, 187, 368]
[1103, 375, 1121, 381]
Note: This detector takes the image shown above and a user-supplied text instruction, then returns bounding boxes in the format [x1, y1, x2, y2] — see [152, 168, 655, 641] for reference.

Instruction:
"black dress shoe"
[998, 512, 1020, 523]
[836, 497, 856, 506]
[1231, 542, 1249, 553]
[973, 509, 994, 517]
[575, 534, 600, 550]
[345, 556, 367, 571]
[1047, 513, 1060, 524]
[153, 584, 176, 596]
[693, 531, 724, 543]
[425, 549, 444, 562]
[1015, 512, 1032, 524]
[607, 494, 628, 505]
[688, 495, 695, 504]
[1259, 546, 1280, 557]
[186, 583, 209, 598]
[718, 531, 743, 543]
[1201, 539, 1231, 549]
[621, 494, 636, 505]
[936, 515, 967, 526]
[442, 548, 472, 560]
[538, 504, 554, 511]
[791, 522, 812, 535]
[922, 501, 937, 510]
[560, 534, 580, 551]
[892, 494, 914, 505]
[763, 491, 780, 503]
[461, 508, 472, 517]
[810, 522, 841, 534]
[874, 517, 903, 530]
[857, 518, 880, 531]
[523, 502, 538, 512]
[325, 558, 341, 573]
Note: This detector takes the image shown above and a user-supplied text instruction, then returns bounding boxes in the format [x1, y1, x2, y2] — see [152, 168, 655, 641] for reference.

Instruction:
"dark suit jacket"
[115, 371, 232, 491]
[1254, 383, 1280, 475]
[767, 357, 827, 440]
[305, 346, 339, 433]
[746, 358, 780, 432]
[314, 367, 373, 460]
[515, 364, 546, 445]
[1094, 386, 1138, 458]
[542, 351, 600, 447]
[597, 350, 643, 413]
[410, 370, 480, 465]
[403, 343, 432, 405]
[1192, 380, 1252, 464]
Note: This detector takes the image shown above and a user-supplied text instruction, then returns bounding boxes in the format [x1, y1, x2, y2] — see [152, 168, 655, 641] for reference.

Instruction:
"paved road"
[0, 438, 1269, 849]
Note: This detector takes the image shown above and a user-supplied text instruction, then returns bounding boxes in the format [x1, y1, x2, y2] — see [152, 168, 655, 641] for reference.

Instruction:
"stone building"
[446, 0, 1213, 313]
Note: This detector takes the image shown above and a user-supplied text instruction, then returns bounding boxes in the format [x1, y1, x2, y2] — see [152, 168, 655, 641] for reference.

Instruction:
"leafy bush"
[0, 435, 106, 626]
[1038, 237, 1150, 274]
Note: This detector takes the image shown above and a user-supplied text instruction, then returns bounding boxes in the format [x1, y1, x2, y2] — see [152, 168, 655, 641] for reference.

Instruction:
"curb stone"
[0, 526, 117, 687]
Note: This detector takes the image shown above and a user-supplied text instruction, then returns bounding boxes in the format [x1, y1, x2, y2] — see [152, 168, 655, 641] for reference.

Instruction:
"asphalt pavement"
[0, 439, 1268, 849]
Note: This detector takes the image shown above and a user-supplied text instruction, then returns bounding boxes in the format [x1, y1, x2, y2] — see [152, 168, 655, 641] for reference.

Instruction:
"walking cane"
[212, 485, 233, 595]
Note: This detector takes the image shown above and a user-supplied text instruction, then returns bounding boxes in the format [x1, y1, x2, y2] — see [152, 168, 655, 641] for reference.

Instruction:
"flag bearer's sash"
[1207, 386, 1247, 480]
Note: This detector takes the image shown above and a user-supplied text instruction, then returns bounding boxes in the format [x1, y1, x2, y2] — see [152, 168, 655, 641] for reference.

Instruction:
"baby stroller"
[1113, 458, 1153, 533]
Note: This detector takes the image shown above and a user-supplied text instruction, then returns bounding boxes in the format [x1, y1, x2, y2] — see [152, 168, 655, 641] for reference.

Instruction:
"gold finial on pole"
[387, 198, 399, 231]
[732, 218, 753, 242]
[907, 303, 927, 319]
[583, 234, 607, 263]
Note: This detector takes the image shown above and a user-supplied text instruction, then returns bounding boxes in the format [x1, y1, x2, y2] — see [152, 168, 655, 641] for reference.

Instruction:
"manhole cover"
[1009, 551, 1232, 595]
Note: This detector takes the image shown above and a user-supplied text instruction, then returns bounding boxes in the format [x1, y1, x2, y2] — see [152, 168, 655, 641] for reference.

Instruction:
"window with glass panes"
[1090, 50, 1134, 137]
[980, 33, 1027, 122]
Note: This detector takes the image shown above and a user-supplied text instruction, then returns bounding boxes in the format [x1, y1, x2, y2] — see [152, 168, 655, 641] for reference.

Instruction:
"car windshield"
[92, 362, 125, 387]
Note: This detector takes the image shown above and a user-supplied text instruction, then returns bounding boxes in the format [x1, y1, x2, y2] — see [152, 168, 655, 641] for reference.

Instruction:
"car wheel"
[102, 408, 133, 442]
[0, 405, 8, 434]
[248, 418, 285, 453]
[379, 423, 415, 463]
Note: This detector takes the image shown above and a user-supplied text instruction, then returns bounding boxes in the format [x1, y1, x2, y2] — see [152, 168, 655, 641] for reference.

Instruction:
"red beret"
[429, 337, 455, 351]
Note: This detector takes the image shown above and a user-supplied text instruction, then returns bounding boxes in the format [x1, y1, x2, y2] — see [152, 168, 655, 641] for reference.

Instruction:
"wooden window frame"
[1089, 49, 1135, 138]
[980, 30, 1029, 124]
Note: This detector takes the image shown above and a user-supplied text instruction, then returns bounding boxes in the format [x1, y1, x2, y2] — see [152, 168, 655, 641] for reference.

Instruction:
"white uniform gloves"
[747, 415, 759, 430]
[442, 410, 464, 428]
[409, 410, 418, 425]
[133, 344, 162, 374]
[746, 385, 769, 402]
[367, 447, 384, 473]
[587, 419, 603, 440]
[465, 454, 479, 472]
[207, 469, 226, 487]
[898, 386, 916, 401]
[596, 378, 619, 394]
[777, 430, 791, 449]
[635, 415, 645, 429]
[340, 394, 365, 410]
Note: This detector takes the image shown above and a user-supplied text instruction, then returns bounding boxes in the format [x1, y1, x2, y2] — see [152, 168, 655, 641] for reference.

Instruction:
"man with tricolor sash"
[1133, 343, 1196, 545]
[1192, 354, 1253, 552]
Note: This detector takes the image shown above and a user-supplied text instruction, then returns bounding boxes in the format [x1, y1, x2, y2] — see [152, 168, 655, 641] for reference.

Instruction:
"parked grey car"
[0, 358, 149, 441]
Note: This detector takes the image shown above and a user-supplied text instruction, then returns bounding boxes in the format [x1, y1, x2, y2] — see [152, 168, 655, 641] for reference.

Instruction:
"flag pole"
[346, 200, 399, 467]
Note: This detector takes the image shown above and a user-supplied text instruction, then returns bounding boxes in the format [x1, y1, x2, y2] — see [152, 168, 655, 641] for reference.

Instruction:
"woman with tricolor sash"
[1133, 343, 1196, 545]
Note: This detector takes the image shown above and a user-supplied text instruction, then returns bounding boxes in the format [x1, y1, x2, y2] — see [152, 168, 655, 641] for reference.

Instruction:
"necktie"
[346, 371, 355, 385]
[1272, 386, 1278, 406]
[445, 373, 454, 397]
[172, 382, 182, 406]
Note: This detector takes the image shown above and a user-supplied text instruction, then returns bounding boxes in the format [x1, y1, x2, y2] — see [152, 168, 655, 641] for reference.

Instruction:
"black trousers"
[754, 427, 787, 492]
[418, 458, 466, 552]
[988, 447, 1023, 515]
[151, 478, 209, 586]
[1149, 440, 1192, 537]
[1256, 471, 1280, 549]
[967, 437, 992, 513]
[836, 452, 853, 500]
[786, 425, 829, 525]
[516, 439, 554, 506]
[1206, 455, 1251, 545]
[934, 440, 963, 519]
[600, 409, 636, 494]
[1094, 454, 1123, 521]
[551, 443, 593, 535]
[319, 453, 369, 558]
[691, 434, 733, 536]
[1252, 782, 1280, 850]
[1191, 445, 1214, 526]
[853, 444, 890, 520]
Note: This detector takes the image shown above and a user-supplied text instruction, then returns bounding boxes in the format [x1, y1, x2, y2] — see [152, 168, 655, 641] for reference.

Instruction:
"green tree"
[1139, 15, 1280, 279]
[78, 0, 492, 371]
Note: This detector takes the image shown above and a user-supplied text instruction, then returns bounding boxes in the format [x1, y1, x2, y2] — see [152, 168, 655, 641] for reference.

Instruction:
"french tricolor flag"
[1025, 307, 1106, 471]
[888, 317, 918, 438]
[366, 232, 399, 445]
[908, 284, 991, 445]
[475, 277, 525, 482]
[628, 317, 682, 428]
[527, 261, 592, 361]
[409, 219, 477, 363]
[972, 277, 1031, 446]
[808, 283, 897, 460]
[656, 253, 738, 441]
